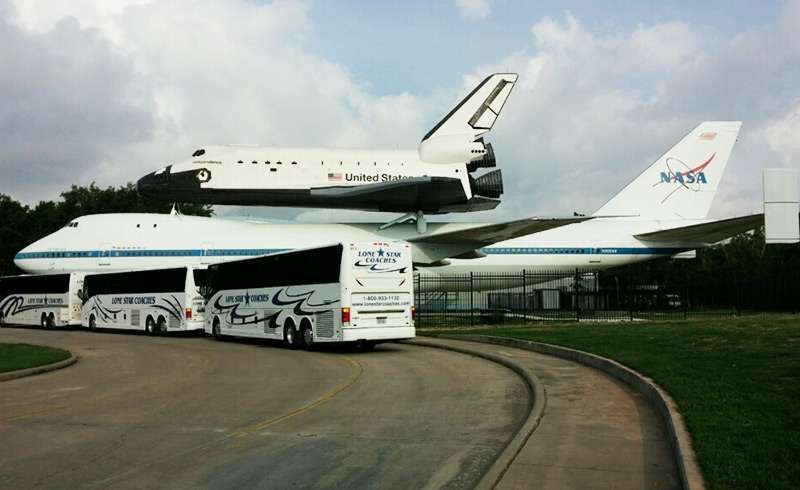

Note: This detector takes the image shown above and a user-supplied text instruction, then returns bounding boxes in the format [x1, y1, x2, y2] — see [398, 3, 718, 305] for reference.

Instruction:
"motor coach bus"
[203, 242, 415, 349]
[81, 267, 206, 334]
[0, 273, 85, 327]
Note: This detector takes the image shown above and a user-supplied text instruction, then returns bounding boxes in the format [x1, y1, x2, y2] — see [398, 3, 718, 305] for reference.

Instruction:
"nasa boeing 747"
[17, 122, 793, 282]
[137, 74, 517, 225]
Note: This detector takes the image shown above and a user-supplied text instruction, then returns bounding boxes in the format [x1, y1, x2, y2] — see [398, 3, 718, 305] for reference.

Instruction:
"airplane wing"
[635, 214, 764, 244]
[408, 216, 592, 263]
[311, 177, 500, 213]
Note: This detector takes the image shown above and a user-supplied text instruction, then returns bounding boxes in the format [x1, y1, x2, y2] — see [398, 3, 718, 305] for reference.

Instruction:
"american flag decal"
[328, 172, 342, 181]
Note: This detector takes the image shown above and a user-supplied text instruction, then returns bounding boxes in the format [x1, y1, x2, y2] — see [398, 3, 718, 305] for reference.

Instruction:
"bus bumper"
[341, 326, 415, 342]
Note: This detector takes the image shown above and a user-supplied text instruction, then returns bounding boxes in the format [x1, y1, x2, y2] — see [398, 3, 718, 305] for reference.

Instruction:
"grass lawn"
[431, 315, 800, 490]
[0, 343, 72, 373]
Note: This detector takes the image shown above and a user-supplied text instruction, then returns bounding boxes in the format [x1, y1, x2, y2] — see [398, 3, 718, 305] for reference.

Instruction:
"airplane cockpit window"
[64, 221, 79, 228]
[192, 149, 206, 157]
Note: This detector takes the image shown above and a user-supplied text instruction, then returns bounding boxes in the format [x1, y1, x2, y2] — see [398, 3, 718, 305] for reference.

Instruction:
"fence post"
[415, 273, 421, 328]
[469, 272, 474, 326]
[522, 269, 527, 324]
[575, 268, 580, 322]
[628, 267, 634, 322]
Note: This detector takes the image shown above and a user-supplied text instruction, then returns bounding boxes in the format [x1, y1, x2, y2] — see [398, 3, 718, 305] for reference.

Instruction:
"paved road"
[0, 328, 528, 489]
[416, 338, 680, 490]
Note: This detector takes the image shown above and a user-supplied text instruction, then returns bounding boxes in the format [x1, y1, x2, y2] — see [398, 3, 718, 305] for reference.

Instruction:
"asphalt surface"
[417, 337, 680, 489]
[0, 328, 528, 489]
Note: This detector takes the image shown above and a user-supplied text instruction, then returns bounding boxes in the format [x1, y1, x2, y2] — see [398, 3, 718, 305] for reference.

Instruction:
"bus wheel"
[356, 341, 376, 351]
[212, 318, 222, 340]
[88, 315, 97, 331]
[0, 312, 4, 327]
[284, 320, 300, 349]
[40, 313, 47, 328]
[300, 320, 314, 351]
[157, 316, 167, 336]
[47, 313, 56, 329]
[145, 316, 156, 335]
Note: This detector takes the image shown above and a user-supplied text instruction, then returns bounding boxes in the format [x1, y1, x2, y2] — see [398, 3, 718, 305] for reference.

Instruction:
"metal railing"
[413, 265, 800, 328]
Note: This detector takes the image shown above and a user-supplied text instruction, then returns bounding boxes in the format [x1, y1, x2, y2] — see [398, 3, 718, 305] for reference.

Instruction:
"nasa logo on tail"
[653, 132, 718, 203]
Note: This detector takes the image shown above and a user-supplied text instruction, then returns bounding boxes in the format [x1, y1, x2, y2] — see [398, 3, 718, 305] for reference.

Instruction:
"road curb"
[444, 334, 704, 490]
[0, 354, 78, 382]
[405, 338, 546, 490]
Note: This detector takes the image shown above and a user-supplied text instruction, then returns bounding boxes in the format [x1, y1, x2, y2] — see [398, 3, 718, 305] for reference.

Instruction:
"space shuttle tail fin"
[418, 73, 518, 164]
[594, 121, 742, 220]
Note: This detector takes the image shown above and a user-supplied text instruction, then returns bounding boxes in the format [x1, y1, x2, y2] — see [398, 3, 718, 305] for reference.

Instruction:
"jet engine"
[470, 169, 504, 199]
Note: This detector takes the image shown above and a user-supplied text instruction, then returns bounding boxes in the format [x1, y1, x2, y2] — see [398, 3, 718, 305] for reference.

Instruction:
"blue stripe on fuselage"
[14, 246, 688, 261]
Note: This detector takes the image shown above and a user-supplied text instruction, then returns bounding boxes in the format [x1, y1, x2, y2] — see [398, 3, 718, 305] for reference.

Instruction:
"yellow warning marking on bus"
[230, 356, 363, 438]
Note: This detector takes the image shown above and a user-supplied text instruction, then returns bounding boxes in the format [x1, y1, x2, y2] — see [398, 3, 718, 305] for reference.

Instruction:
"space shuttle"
[137, 74, 517, 221]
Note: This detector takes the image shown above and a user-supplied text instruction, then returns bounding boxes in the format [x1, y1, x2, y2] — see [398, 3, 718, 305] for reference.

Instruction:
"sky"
[0, 0, 798, 223]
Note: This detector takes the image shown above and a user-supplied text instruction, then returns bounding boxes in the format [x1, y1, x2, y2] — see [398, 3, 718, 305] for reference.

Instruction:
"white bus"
[0, 273, 85, 328]
[203, 241, 415, 349]
[81, 267, 206, 334]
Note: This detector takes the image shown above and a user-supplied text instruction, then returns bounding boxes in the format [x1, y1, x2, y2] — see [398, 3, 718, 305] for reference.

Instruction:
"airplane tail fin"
[594, 121, 742, 220]
[418, 73, 518, 164]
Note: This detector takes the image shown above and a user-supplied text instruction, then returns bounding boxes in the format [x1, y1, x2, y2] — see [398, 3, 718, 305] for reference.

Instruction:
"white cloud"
[454, 0, 491, 21]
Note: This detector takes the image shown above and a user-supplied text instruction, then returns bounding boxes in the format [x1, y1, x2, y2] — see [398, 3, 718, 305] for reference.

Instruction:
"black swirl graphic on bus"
[1, 295, 68, 320]
[353, 260, 408, 273]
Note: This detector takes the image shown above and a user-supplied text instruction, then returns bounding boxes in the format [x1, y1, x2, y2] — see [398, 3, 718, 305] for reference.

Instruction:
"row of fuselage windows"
[18, 249, 286, 259]
[483, 247, 595, 255]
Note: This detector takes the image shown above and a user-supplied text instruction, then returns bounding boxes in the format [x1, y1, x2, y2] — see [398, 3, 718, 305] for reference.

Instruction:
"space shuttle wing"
[311, 176, 499, 213]
[422, 73, 518, 143]
[408, 216, 592, 263]
[635, 214, 764, 244]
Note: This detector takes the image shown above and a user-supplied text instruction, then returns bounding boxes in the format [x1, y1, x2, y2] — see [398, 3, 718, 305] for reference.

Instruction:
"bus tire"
[284, 320, 300, 349]
[145, 316, 156, 335]
[212, 317, 222, 340]
[47, 313, 56, 329]
[41, 313, 48, 328]
[157, 316, 167, 336]
[88, 315, 97, 331]
[300, 319, 314, 351]
[0, 312, 4, 327]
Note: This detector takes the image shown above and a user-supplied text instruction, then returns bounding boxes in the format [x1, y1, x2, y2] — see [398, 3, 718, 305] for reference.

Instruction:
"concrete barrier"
[407, 338, 546, 490]
[446, 334, 704, 490]
[0, 354, 78, 382]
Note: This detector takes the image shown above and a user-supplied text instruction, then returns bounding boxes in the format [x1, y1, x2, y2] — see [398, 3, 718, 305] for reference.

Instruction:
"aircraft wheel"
[145, 316, 156, 335]
[157, 316, 167, 336]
